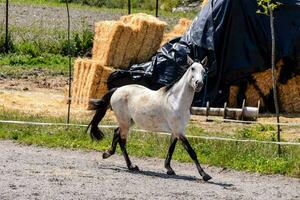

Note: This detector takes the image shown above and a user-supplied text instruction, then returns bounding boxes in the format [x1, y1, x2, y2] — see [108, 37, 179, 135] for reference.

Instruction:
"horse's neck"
[166, 74, 195, 112]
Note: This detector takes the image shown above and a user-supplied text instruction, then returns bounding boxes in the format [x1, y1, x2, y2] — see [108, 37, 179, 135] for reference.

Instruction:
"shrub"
[0, 31, 15, 53]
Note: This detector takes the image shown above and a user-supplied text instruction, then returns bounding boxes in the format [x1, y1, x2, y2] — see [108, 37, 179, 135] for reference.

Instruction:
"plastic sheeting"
[108, 0, 300, 106]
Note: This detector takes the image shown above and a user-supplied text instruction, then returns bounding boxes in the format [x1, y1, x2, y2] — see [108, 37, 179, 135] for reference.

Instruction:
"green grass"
[0, 53, 72, 77]
[0, 110, 299, 177]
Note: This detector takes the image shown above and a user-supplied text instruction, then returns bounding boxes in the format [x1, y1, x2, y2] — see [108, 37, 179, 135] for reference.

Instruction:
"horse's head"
[186, 56, 207, 92]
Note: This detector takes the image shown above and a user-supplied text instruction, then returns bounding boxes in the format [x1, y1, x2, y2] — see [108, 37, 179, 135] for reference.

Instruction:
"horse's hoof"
[202, 173, 212, 182]
[102, 151, 111, 159]
[129, 165, 139, 171]
[167, 170, 176, 175]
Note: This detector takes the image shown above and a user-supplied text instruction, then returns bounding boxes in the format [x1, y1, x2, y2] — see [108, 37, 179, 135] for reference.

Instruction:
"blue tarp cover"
[108, 0, 300, 106]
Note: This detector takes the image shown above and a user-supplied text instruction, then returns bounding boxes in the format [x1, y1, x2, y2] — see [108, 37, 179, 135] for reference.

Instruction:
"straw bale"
[125, 13, 166, 63]
[82, 62, 101, 106]
[111, 23, 133, 68]
[96, 66, 114, 99]
[122, 17, 148, 66]
[149, 22, 166, 58]
[278, 75, 300, 113]
[73, 60, 87, 104]
[228, 86, 239, 107]
[77, 59, 93, 105]
[172, 18, 192, 35]
[161, 18, 192, 46]
[86, 66, 114, 110]
[70, 58, 115, 109]
[71, 58, 82, 104]
[251, 60, 283, 96]
[92, 21, 124, 66]
[245, 84, 265, 108]
[86, 62, 103, 100]
[93, 14, 166, 68]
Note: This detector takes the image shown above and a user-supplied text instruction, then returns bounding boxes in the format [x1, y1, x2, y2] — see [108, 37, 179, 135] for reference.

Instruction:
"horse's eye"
[191, 67, 195, 71]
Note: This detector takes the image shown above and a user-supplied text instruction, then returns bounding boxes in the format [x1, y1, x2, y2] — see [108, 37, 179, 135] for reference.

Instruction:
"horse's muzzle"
[195, 83, 203, 92]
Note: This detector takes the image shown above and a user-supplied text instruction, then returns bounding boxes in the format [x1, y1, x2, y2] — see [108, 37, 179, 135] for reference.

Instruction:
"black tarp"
[108, 0, 300, 107]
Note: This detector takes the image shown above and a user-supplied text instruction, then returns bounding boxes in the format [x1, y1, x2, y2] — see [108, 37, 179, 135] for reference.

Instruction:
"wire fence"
[1, 0, 299, 151]
[0, 119, 300, 146]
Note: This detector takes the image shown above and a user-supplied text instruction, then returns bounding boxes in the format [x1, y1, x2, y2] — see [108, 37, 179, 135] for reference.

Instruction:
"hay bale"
[85, 66, 114, 110]
[228, 86, 239, 107]
[92, 21, 124, 66]
[126, 13, 166, 63]
[111, 24, 132, 68]
[71, 58, 82, 104]
[70, 58, 114, 109]
[244, 60, 283, 108]
[161, 18, 192, 45]
[93, 14, 166, 69]
[96, 66, 114, 99]
[77, 59, 93, 105]
[172, 18, 192, 35]
[122, 17, 148, 66]
[245, 84, 266, 108]
[251, 60, 283, 96]
[278, 75, 300, 113]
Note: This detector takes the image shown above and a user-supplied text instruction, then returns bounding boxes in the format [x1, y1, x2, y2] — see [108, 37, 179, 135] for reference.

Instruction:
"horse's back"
[110, 84, 170, 132]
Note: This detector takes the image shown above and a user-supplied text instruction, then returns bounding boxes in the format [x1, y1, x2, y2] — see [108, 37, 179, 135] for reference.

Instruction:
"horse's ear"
[201, 56, 208, 67]
[187, 55, 194, 66]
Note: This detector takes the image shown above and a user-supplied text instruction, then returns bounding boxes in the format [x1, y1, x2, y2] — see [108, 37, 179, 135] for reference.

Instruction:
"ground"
[0, 140, 299, 200]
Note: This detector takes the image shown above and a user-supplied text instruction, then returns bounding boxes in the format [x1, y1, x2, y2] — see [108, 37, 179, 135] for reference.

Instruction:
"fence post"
[65, 0, 72, 124]
[156, 0, 159, 17]
[128, 0, 131, 14]
[5, 0, 9, 53]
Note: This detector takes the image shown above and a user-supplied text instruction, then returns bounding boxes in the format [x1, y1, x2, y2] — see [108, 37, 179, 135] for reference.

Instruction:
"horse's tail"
[86, 88, 118, 141]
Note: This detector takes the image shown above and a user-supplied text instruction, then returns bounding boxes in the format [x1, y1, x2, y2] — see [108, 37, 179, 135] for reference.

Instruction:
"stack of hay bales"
[161, 18, 192, 45]
[92, 13, 166, 68]
[227, 59, 300, 113]
[71, 13, 166, 109]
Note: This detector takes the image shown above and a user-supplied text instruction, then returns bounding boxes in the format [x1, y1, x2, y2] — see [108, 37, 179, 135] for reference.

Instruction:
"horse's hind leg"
[165, 135, 178, 175]
[118, 128, 139, 171]
[103, 128, 120, 159]
[179, 135, 212, 181]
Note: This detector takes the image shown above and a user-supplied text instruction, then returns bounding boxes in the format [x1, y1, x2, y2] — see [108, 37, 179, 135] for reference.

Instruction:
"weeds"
[0, 53, 72, 76]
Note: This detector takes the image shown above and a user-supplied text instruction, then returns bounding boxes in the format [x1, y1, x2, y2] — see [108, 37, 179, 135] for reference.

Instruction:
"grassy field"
[0, 109, 299, 177]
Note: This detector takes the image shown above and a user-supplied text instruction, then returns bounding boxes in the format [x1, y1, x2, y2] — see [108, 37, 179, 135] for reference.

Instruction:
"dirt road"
[0, 140, 299, 200]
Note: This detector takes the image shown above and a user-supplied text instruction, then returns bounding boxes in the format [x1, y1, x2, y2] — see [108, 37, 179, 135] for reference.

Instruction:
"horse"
[87, 57, 212, 181]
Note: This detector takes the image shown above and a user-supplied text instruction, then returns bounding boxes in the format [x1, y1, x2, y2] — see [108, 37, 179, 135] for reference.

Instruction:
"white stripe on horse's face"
[188, 62, 206, 92]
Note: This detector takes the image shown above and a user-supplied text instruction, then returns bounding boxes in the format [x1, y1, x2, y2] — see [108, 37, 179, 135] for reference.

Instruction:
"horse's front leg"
[103, 128, 120, 159]
[165, 135, 178, 175]
[179, 134, 212, 181]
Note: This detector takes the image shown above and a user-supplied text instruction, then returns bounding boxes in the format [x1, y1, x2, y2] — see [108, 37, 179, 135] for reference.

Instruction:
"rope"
[0, 119, 299, 146]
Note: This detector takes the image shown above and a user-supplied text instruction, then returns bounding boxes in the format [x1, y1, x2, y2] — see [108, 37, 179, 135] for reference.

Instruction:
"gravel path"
[0, 140, 299, 200]
[0, 3, 179, 31]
